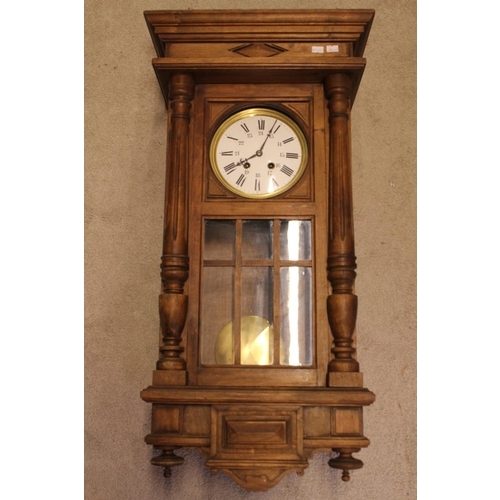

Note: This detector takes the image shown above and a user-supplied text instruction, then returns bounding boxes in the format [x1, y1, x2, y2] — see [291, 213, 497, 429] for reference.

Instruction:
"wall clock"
[141, 9, 376, 492]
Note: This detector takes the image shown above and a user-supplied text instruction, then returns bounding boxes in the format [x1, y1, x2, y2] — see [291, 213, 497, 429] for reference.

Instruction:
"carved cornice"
[145, 10, 375, 58]
[144, 10, 374, 106]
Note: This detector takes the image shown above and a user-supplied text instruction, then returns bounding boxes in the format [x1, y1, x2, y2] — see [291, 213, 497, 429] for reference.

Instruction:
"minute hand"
[257, 119, 278, 152]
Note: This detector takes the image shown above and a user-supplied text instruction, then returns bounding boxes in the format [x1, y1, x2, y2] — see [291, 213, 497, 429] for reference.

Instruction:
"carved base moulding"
[140, 387, 375, 491]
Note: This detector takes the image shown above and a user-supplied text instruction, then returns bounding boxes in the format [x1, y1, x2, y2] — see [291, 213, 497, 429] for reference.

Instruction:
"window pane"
[204, 219, 235, 260]
[280, 267, 313, 366]
[200, 267, 234, 364]
[241, 266, 274, 365]
[280, 220, 311, 260]
[201, 218, 314, 368]
[242, 220, 273, 260]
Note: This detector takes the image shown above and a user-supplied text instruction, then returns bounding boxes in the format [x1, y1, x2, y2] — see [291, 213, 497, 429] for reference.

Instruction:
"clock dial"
[210, 108, 308, 199]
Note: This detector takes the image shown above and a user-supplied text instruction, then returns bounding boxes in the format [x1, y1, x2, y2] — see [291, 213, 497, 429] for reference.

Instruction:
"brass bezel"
[209, 107, 309, 199]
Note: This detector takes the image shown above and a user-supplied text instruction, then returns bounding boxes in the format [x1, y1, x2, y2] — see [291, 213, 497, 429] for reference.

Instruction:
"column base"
[152, 369, 187, 386]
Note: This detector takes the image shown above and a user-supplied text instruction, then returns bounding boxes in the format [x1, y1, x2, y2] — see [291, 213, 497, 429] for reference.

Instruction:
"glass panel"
[280, 220, 311, 260]
[241, 266, 274, 365]
[204, 219, 235, 260]
[200, 267, 234, 364]
[280, 267, 313, 366]
[201, 219, 314, 368]
[242, 220, 273, 260]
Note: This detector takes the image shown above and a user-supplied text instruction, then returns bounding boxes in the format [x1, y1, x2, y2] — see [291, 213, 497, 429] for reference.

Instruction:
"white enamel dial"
[209, 108, 308, 199]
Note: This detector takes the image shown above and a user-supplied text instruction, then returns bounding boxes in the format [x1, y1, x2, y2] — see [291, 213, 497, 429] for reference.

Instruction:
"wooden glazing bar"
[273, 219, 281, 365]
[233, 219, 243, 365]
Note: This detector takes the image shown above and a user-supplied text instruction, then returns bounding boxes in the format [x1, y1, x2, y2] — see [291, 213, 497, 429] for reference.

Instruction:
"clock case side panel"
[185, 83, 330, 388]
[185, 83, 204, 387]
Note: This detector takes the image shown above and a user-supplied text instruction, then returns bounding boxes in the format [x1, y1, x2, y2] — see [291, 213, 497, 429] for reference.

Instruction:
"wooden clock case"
[140, 9, 376, 492]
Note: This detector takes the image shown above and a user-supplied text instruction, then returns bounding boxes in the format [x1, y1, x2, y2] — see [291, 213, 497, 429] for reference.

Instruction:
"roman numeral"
[224, 162, 237, 174]
[227, 136, 238, 141]
[272, 178, 279, 188]
[286, 152, 299, 159]
[255, 179, 261, 192]
[241, 123, 250, 133]
[221, 151, 233, 156]
[281, 165, 294, 177]
[283, 137, 294, 144]
[236, 174, 247, 186]
[258, 119, 265, 130]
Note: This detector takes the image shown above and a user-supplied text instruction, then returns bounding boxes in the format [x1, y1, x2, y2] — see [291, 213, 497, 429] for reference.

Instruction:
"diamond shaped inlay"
[230, 43, 287, 57]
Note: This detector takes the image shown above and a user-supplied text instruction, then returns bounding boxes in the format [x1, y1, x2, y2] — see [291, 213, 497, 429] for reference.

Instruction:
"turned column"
[155, 73, 194, 384]
[324, 73, 360, 380]
[325, 72, 365, 480]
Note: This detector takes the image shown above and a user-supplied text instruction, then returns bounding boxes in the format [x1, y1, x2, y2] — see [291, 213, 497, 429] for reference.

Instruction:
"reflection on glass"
[201, 218, 313, 367]
[241, 266, 273, 365]
[280, 220, 311, 260]
[280, 267, 312, 366]
[242, 220, 273, 259]
[200, 267, 234, 364]
[240, 317, 272, 365]
[204, 220, 235, 260]
[215, 315, 273, 365]
[242, 266, 273, 326]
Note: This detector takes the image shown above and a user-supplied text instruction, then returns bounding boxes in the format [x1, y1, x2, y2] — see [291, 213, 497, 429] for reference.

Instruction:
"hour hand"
[235, 152, 257, 166]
